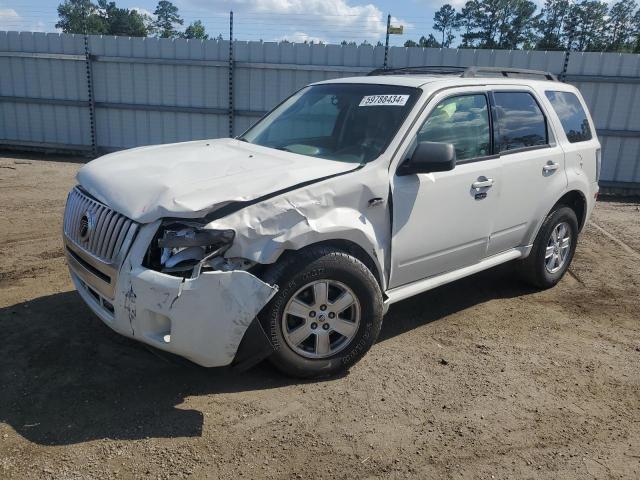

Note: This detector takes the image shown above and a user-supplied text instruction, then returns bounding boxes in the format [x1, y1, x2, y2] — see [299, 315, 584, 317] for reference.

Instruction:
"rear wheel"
[519, 206, 579, 289]
[259, 246, 383, 378]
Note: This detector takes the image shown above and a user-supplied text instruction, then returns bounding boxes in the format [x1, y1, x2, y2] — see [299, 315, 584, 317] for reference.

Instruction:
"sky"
[1, 0, 556, 46]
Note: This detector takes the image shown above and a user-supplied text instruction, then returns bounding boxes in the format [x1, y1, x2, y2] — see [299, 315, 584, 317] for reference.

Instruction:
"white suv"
[63, 67, 600, 378]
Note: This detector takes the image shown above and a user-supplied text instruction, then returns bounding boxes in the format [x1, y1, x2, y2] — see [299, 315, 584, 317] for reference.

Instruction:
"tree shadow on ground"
[0, 262, 535, 446]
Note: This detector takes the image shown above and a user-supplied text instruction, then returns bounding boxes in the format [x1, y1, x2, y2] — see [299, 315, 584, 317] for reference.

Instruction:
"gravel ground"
[0, 152, 639, 480]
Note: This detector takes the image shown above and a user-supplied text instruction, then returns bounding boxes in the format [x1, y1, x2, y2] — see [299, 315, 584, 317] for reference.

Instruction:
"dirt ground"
[0, 152, 638, 480]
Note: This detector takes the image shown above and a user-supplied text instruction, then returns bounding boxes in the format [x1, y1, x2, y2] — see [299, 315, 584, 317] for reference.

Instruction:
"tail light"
[595, 148, 601, 183]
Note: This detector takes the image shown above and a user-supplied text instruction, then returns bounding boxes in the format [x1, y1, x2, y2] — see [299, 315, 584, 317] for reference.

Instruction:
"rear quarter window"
[545, 91, 593, 143]
[493, 92, 548, 153]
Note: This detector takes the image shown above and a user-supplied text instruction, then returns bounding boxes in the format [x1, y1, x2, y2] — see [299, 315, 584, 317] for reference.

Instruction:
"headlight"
[155, 222, 235, 273]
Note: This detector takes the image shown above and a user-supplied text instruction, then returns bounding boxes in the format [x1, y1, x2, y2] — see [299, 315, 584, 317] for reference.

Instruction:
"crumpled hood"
[77, 138, 358, 223]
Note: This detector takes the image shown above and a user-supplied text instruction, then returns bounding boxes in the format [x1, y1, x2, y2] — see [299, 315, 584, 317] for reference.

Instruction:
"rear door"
[389, 88, 501, 288]
[486, 87, 567, 255]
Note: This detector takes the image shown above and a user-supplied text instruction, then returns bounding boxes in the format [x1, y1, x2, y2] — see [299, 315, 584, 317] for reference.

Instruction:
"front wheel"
[259, 246, 384, 378]
[518, 206, 579, 289]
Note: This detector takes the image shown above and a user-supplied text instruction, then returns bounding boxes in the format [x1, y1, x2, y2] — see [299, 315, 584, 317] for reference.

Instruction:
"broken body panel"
[65, 136, 398, 368]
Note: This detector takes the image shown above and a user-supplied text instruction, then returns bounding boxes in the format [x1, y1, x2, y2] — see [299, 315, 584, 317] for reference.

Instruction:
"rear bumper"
[66, 222, 278, 368]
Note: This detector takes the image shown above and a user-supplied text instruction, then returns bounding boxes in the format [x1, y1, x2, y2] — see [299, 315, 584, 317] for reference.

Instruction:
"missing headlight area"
[143, 221, 253, 277]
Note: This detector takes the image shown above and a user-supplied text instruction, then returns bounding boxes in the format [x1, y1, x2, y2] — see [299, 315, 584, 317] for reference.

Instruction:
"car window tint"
[545, 91, 592, 143]
[417, 94, 490, 162]
[493, 92, 547, 152]
[264, 94, 339, 143]
[241, 84, 420, 164]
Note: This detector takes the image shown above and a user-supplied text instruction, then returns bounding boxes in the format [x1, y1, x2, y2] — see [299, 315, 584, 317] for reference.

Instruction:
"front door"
[389, 90, 501, 289]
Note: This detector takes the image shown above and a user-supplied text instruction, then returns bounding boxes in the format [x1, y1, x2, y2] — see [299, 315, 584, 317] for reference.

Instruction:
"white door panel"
[488, 146, 566, 254]
[390, 158, 501, 288]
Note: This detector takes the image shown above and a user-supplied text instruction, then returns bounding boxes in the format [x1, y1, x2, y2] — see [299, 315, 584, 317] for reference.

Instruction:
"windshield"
[240, 84, 420, 164]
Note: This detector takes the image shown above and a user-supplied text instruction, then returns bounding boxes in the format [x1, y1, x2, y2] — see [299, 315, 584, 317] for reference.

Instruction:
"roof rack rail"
[367, 65, 558, 81]
[367, 66, 467, 76]
[462, 66, 558, 81]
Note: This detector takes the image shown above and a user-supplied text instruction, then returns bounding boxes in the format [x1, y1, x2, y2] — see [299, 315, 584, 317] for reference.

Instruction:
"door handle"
[472, 177, 494, 189]
[543, 161, 559, 173]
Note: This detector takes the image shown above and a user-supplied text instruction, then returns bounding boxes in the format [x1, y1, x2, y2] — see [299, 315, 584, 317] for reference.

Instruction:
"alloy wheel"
[281, 280, 361, 359]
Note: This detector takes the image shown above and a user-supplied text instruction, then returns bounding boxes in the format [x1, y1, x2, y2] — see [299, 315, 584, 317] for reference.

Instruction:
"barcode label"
[359, 94, 410, 107]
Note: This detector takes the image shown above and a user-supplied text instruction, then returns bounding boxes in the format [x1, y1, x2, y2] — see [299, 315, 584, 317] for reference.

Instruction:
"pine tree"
[182, 20, 208, 40]
[433, 5, 460, 47]
[607, 0, 638, 51]
[153, 0, 183, 38]
[56, 0, 106, 34]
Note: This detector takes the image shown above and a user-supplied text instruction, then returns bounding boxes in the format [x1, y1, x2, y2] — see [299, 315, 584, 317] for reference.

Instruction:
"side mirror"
[397, 141, 456, 175]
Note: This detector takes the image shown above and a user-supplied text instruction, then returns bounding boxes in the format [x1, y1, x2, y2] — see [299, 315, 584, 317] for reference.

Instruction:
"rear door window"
[545, 91, 592, 143]
[493, 92, 548, 153]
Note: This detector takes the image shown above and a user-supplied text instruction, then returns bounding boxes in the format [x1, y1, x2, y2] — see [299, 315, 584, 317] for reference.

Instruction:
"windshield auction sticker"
[359, 94, 410, 107]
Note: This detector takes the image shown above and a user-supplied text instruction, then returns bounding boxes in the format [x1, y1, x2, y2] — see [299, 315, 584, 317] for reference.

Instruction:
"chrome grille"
[64, 187, 138, 264]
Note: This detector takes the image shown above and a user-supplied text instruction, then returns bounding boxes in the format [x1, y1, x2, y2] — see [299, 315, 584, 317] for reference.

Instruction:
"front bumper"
[65, 222, 278, 368]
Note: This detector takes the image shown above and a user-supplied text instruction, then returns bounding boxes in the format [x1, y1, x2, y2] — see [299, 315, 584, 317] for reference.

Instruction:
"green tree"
[536, 0, 571, 50]
[564, 0, 609, 51]
[433, 5, 460, 47]
[456, 0, 540, 49]
[607, 0, 638, 51]
[457, 0, 483, 47]
[420, 34, 442, 47]
[499, 0, 540, 49]
[98, 0, 147, 37]
[56, 0, 106, 34]
[182, 20, 208, 40]
[634, 9, 640, 52]
[403, 35, 441, 48]
[153, 0, 183, 38]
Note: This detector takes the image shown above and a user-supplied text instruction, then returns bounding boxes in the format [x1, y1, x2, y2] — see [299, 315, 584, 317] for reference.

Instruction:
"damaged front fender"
[206, 165, 391, 289]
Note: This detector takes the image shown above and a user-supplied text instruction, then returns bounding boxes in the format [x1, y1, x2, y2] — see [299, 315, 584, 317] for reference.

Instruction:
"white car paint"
[64, 73, 599, 368]
[78, 138, 358, 223]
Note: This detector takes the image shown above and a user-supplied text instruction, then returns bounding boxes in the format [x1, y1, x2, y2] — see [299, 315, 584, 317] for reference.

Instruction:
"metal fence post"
[83, 35, 97, 157]
[560, 15, 576, 82]
[82, 2, 98, 157]
[228, 10, 235, 138]
[383, 14, 391, 69]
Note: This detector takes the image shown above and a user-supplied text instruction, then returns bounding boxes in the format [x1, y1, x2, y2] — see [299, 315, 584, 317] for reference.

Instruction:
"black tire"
[518, 205, 579, 289]
[258, 245, 384, 379]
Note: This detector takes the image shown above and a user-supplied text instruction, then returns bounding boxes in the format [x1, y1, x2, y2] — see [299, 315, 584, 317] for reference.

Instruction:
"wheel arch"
[554, 189, 588, 232]
[524, 188, 589, 254]
[267, 239, 385, 292]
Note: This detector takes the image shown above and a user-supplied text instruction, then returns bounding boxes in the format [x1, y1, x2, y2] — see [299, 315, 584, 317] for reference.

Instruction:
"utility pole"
[383, 14, 391, 69]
